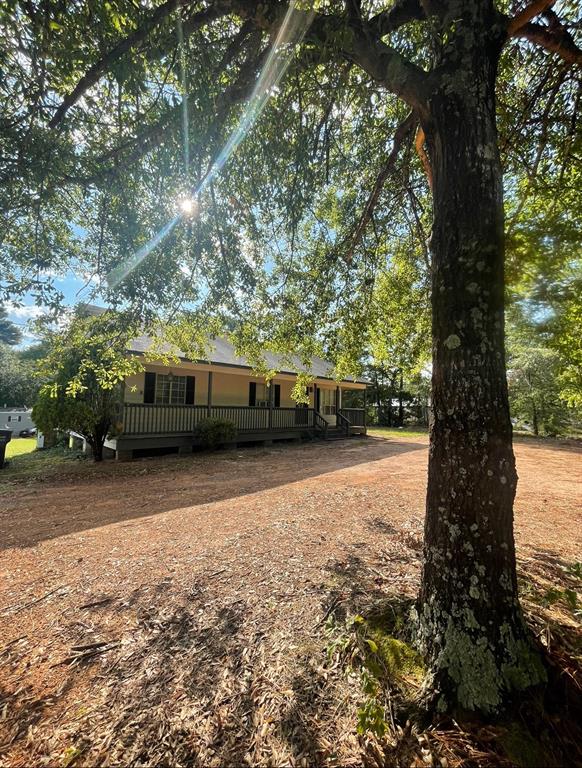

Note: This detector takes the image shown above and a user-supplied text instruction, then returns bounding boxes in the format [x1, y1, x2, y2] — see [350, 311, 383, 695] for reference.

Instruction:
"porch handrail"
[336, 410, 351, 436]
[338, 407, 366, 427]
[313, 410, 328, 437]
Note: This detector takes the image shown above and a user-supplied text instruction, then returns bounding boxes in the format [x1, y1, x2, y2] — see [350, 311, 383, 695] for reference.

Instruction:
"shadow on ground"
[0, 438, 426, 551]
[2, 532, 581, 767]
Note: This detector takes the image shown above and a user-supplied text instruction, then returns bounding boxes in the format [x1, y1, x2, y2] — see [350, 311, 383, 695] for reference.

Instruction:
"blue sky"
[6, 269, 101, 347]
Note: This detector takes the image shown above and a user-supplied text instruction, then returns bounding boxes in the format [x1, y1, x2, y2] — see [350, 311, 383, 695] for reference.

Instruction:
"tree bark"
[90, 438, 104, 462]
[398, 369, 404, 426]
[416, 17, 544, 714]
[375, 375, 382, 425]
[89, 418, 110, 462]
[387, 370, 398, 426]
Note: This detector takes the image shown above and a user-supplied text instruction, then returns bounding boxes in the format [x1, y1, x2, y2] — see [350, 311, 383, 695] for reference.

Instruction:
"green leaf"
[364, 638, 378, 654]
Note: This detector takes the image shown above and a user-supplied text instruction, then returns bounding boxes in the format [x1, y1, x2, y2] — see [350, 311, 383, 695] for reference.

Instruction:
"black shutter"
[185, 376, 195, 405]
[249, 381, 256, 406]
[274, 384, 281, 408]
[144, 372, 156, 403]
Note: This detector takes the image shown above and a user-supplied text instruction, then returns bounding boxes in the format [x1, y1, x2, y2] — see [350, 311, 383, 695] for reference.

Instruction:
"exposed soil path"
[0, 435, 580, 766]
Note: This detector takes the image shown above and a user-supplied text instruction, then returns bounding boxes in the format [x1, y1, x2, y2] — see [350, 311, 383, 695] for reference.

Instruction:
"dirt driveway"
[1, 434, 580, 766]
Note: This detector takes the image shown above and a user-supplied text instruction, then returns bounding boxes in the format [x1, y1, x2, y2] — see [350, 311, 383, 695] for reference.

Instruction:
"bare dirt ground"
[1, 433, 581, 767]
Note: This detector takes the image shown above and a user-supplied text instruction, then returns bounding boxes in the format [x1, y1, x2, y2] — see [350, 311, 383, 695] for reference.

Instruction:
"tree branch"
[343, 111, 416, 263]
[349, 31, 429, 114]
[507, 0, 555, 35]
[369, 0, 426, 37]
[514, 21, 582, 65]
[50, 0, 429, 131]
[265, 6, 430, 112]
[49, 2, 230, 128]
[65, 43, 270, 186]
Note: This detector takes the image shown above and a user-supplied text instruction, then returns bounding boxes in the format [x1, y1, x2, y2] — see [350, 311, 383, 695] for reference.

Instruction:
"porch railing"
[338, 408, 366, 427]
[271, 407, 313, 430]
[210, 405, 269, 431]
[121, 403, 325, 436]
[121, 403, 207, 435]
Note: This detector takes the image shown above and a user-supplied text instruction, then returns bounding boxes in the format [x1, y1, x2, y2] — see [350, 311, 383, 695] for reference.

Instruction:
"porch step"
[324, 428, 351, 441]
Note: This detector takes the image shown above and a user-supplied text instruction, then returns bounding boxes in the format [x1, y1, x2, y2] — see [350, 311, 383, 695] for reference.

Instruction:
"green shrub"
[195, 418, 237, 449]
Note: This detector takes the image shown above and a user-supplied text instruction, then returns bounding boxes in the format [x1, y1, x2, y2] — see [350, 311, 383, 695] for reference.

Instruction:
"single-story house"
[106, 336, 368, 460]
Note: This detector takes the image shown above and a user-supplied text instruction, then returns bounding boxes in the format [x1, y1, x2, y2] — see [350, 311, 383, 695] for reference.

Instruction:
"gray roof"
[127, 335, 369, 385]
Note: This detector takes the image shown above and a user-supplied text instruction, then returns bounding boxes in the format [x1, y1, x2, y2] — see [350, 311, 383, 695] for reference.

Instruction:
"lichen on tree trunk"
[415, 13, 545, 714]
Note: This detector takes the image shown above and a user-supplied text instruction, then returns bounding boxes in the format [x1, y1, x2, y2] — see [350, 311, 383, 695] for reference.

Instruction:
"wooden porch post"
[268, 380, 273, 429]
[363, 387, 367, 426]
[335, 386, 340, 426]
[207, 371, 213, 417]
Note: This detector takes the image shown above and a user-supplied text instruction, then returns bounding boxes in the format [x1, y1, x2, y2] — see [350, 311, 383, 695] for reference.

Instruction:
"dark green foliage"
[32, 312, 143, 460]
[195, 417, 237, 449]
[0, 307, 22, 345]
[507, 307, 581, 436]
[0, 343, 39, 407]
[32, 386, 119, 461]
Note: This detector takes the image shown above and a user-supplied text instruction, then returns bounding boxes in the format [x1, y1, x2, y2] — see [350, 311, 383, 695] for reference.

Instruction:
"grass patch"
[368, 426, 428, 440]
[1, 444, 87, 486]
[5, 437, 37, 459]
[0, 440, 269, 490]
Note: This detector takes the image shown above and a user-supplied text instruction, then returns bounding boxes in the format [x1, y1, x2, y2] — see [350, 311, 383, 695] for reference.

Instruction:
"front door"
[319, 387, 337, 425]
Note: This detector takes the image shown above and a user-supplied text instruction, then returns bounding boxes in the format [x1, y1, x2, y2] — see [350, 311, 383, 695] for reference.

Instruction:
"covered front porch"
[107, 366, 367, 459]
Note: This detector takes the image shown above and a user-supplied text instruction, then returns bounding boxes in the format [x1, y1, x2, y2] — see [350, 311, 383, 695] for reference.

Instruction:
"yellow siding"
[123, 361, 357, 407]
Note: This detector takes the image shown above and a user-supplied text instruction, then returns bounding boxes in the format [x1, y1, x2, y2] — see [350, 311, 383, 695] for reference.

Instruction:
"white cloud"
[4, 302, 46, 320]
[78, 271, 102, 287]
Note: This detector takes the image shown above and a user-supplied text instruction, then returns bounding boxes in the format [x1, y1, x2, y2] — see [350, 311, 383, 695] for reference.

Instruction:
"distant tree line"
[0, 307, 45, 408]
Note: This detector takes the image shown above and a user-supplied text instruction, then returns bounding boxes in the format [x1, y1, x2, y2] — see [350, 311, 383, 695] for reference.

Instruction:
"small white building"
[0, 408, 35, 435]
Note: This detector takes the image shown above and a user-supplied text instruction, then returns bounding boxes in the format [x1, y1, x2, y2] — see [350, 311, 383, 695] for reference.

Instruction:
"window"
[249, 381, 271, 407]
[155, 375, 187, 405]
[255, 383, 269, 407]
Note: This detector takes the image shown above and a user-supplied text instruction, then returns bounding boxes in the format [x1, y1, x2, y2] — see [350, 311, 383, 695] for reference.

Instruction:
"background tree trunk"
[398, 369, 404, 426]
[532, 400, 539, 436]
[417, 20, 545, 714]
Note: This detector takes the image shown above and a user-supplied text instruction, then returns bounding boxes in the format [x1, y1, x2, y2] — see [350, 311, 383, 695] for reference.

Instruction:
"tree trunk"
[374, 370, 383, 426]
[532, 400, 539, 436]
[398, 369, 404, 426]
[387, 370, 397, 426]
[91, 438, 104, 462]
[416, 23, 544, 714]
[379, 370, 386, 426]
[90, 419, 110, 462]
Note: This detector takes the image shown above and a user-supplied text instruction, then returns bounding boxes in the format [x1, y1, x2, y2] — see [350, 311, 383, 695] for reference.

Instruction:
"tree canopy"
[0, 343, 38, 407]
[0, 0, 579, 364]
